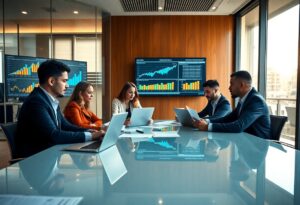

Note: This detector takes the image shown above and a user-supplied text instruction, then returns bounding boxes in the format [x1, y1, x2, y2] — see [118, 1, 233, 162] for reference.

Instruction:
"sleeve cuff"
[84, 132, 92, 141]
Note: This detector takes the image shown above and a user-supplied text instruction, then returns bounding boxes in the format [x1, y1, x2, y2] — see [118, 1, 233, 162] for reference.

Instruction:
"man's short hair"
[231, 70, 252, 85]
[203, 80, 219, 88]
[38, 60, 70, 85]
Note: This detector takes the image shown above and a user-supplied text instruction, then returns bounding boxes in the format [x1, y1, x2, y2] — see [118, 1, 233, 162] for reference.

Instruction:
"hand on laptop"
[148, 119, 153, 125]
[192, 118, 208, 131]
[91, 130, 105, 141]
[124, 118, 131, 126]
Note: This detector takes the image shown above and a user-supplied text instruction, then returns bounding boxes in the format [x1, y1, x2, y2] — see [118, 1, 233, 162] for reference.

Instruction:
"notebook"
[63, 112, 128, 152]
[174, 108, 194, 127]
[128, 107, 155, 127]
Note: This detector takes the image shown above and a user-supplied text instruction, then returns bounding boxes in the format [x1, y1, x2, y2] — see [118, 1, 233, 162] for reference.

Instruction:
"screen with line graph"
[5, 54, 87, 100]
[135, 58, 206, 96]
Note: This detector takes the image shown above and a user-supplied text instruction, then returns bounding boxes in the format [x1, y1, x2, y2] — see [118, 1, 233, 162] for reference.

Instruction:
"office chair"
[285, 106, 296, 127]
[270, 115, 288, 141]
[1, 122, 23, 164]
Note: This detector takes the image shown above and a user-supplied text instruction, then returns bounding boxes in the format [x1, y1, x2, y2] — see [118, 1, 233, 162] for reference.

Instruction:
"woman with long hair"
[112, 82, 141, 125]
[64, 81, 102, 130]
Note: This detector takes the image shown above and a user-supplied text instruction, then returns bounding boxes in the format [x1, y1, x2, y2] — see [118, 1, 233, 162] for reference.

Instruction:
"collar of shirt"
[210, 94, 221, 107]
[40, 86, 60, 112]
[239, 87, 252, 105]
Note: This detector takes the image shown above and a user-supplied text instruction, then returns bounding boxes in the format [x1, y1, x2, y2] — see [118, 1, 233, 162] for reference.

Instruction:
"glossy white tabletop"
[1, 125, 299, 205]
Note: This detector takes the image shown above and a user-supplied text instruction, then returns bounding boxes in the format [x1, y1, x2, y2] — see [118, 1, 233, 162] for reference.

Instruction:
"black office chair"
[1, 122, 23, 163]
[270, 115, 288, 141]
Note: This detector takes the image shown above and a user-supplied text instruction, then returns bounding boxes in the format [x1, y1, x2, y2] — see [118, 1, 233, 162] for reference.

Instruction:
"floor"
[0, 131, 11, 169]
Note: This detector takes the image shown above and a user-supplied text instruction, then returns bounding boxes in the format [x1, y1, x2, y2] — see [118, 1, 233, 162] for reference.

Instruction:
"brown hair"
[67, 81, 93, 109]
[117, 82, 140, 107]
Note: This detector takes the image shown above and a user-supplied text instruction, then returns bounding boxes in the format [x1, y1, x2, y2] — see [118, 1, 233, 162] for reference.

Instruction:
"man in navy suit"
[15, 60, 104, 158]
[198, 80, 231, 120]
[192, 71, 271, 139]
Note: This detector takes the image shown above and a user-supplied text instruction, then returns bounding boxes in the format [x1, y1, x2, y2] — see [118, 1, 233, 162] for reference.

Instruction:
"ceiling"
[81, 0, 252, 16]
[3, 0, 252, 21]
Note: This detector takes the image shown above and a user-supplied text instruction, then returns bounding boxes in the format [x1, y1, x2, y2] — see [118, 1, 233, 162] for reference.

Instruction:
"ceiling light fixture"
[158, 0, 165, 11]
[73, 10, 79, 14]
[21, 11, 28, 15]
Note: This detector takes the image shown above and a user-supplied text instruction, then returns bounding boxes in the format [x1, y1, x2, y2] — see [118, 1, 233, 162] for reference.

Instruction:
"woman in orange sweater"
[64, 81, 102, 130]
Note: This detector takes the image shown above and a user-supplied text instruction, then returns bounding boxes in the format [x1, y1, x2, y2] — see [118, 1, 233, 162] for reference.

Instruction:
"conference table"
[0, 122, 300, 205]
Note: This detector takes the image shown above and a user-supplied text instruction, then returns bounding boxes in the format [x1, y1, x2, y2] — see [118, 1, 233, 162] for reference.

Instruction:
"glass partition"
[0, 0, 103, 121]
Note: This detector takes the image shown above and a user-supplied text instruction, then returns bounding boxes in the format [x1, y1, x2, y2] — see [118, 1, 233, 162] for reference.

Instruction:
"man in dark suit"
[192, 71, 271, 139]
[15, 60, 104, 158]
[198, 80, 231, 120]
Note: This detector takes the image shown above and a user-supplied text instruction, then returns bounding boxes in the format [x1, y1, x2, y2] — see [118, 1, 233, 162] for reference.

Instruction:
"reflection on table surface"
[1, 125, 300, 205]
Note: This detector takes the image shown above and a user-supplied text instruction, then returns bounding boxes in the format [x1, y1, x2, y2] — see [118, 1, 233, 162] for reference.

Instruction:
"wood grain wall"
[103, 15, 234, 121]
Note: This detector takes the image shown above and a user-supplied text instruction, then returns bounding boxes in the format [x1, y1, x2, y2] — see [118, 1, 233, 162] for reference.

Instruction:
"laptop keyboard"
[80, 141, 102, 150]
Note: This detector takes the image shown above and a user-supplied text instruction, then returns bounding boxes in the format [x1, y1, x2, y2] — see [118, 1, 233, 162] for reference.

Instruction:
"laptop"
[128, 107, 155, 127]
[63, 112, 128, 152]
[174, 108, 194, 127]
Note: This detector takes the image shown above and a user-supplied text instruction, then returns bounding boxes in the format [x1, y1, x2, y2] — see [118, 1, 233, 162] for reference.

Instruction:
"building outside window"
[266, 2, 299, 145]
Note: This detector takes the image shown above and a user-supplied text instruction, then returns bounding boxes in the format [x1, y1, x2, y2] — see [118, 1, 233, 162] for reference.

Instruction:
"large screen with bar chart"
[5, 54, 87, 100]
[135, 58, 206, 96]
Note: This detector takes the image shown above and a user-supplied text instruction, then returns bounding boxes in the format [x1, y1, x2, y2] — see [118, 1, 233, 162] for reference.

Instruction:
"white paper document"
[152, 131, 180, 138]
[119, 133, 153, 138]
[0, 195, 82, 205]
[154, 120, 179, 126]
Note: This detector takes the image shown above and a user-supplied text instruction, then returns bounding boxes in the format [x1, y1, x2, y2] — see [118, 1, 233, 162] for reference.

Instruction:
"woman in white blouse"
[112, 82, 141, 125]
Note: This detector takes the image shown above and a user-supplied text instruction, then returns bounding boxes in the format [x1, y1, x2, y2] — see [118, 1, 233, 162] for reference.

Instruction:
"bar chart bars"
[182, 81, 200, 91]
[138, 82, 175, 91]
[10, 63, 39, 76]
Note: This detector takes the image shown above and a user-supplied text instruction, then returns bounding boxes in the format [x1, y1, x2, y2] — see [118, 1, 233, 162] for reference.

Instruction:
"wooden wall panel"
[104, 15, 234, 120]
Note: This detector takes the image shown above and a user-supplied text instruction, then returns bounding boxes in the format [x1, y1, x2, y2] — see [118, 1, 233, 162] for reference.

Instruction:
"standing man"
[198, 80, 231, 120]
[192, 71, 271, 139]
[15, 60, 104, 158]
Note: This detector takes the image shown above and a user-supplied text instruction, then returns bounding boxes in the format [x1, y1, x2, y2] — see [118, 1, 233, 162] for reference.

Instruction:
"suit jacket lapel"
[36, 87, 60, 128]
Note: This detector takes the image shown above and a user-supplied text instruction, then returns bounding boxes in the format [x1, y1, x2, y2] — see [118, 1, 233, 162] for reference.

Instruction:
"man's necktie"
[236, 101, 242, 116]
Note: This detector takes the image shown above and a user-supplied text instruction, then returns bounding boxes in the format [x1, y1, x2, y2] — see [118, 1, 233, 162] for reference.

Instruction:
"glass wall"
[266, 1, 299, 145]
[240, 6, 260, 89]
[0, 0, 103, 120]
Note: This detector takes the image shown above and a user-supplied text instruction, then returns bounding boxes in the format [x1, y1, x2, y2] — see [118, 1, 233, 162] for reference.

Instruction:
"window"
[266, 3, 299, 145]
[240, 6, 259, 89]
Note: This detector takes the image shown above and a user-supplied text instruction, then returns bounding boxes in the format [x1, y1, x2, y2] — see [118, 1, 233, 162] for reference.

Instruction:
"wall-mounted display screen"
[5, 54, 87, 100]
[135, 58, 206, 96]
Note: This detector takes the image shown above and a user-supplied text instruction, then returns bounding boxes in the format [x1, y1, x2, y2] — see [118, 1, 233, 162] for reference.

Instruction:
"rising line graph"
[138, 65, 177, 78]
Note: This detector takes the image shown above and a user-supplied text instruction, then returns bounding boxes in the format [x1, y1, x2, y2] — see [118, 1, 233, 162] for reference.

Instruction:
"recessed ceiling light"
[211, 6, 217, 10]
[73, 10, 79, 14]
[21, 11, 28, 15]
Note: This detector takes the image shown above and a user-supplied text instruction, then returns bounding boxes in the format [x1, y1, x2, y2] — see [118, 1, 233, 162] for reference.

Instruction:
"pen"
[136, 129, 144, 134]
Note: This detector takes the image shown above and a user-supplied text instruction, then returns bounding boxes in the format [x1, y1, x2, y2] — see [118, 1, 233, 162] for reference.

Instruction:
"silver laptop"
[174, 108, 194, 127]
[128, 107, 155, 127]
[63, 112, 128, 152]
